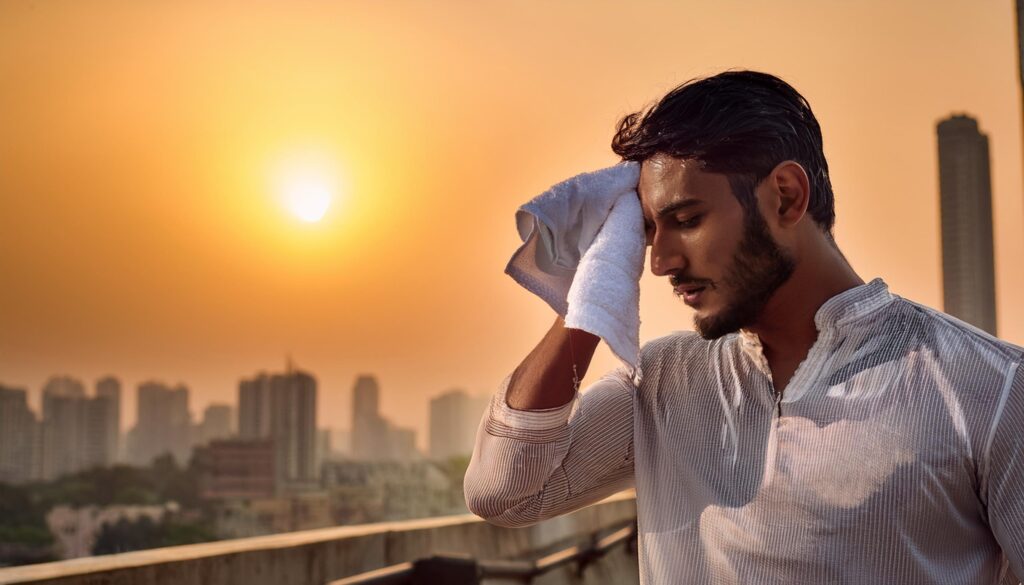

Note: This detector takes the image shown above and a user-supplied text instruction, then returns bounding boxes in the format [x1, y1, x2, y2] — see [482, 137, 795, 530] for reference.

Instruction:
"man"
[464, 71, 1024, 584]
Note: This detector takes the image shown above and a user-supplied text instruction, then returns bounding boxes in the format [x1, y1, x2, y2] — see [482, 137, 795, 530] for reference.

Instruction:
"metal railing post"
[411, 554, 481, 585]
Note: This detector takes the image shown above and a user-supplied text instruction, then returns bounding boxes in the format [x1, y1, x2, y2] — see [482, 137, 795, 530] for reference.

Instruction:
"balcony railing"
[0, 492, 637, 585]
[330, 520, 637, 585]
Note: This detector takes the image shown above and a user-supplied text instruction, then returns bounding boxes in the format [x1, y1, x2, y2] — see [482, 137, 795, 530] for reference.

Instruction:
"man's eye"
[677, 215, 702, 229]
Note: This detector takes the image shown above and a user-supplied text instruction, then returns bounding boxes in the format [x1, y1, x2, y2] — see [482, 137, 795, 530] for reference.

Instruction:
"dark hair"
[612, 70, 835, 234]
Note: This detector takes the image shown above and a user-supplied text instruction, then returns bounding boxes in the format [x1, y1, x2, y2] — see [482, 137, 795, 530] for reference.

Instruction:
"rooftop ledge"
[0, 491, 637, 585]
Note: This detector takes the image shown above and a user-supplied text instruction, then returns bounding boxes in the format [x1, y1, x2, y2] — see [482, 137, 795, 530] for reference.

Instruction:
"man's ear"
[768, 161, 810, 228]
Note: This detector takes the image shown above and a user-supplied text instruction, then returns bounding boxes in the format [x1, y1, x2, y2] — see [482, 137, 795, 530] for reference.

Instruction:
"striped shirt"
[465, 278, 1024, 584]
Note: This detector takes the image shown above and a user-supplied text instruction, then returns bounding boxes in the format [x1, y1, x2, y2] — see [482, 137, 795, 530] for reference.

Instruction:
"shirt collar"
[813, 278, 893, 332]
[737, 278, 893, 375]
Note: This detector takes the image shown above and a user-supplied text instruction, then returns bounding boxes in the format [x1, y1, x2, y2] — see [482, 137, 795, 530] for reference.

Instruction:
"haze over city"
[2, 0, 1022, 447]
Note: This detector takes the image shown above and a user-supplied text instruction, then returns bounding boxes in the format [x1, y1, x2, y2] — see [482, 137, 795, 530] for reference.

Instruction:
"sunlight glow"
[273, 153, 339, 223]
[283, 177, 331, 222]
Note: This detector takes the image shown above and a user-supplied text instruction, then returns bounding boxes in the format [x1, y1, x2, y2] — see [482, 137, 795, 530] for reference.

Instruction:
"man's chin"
[693, 307, 746, 340]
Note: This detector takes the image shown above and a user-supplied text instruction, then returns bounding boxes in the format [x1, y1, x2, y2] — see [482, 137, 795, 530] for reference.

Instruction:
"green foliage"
[159, 520, 218, 547]
[23, 459, 202, 510]
[91, 516, 160, 555]
[0, 457, 208, 565]
[32, 467, 141, 508]
[91, 516, 218, 556]
[0, 483, 48, 527]
[0, 483, 52, 548]
[0, 525, 53, 548]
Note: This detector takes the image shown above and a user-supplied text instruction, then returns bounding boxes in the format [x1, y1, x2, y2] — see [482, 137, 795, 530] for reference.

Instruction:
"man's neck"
[745, 240, 863, 363]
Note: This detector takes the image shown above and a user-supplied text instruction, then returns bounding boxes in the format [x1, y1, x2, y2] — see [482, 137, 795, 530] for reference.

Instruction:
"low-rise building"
[322, 460, 461, 524]
[213, 492, 331, 539]
[194, 438, 276, 500]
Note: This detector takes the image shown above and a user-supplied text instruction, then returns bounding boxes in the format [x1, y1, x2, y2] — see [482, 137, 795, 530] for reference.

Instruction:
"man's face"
[638, 154, 796, 339]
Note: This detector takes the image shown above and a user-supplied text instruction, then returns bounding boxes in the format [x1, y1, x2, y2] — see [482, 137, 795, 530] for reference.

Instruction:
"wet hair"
[612, 70, 835, 235]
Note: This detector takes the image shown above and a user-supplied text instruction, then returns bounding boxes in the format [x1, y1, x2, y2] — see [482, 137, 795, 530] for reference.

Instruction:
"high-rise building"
[95, 376, 121, 463]
[239, 366, 318, 492]
[388, 426, 419, 461]
[936, 114, 997, 335]
[38, 376, 118, 479]
[80, 395, 115, 470]
[351, 375, 389, 460]
[129, 382, 192, 466]
[316, 428, 332, 463]
[350, 375, 421, 461]
[198, 403, 234, 445]
[1017, 1, 1023, 106]
[0, 385, 40, 483]
[269, 370, 318, 490]
[1017, 0, 1024, 217]
[238, 374, 272, 439]
[429, 390, 490, 460]
[41, 376, 87, 479]
[352, 375, 379, 425]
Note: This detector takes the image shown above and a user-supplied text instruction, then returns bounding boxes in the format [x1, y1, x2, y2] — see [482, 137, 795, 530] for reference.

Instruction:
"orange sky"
[2, 0, 1022, 448]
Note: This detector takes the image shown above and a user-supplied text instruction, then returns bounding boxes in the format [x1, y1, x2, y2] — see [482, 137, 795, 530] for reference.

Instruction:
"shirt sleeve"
[463, 366, 635, 528]
[984, 359, 1024, 579]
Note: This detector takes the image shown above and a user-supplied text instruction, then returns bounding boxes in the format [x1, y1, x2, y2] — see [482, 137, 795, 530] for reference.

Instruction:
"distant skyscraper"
[129, 382, 192, 466]
[38, 376, 118, 479]
[351, 375, 389, 460]
[936, 114, 997, 335]
[238, 374, 272, 439]
[199, 403, 234, 444]
[350, 375, 420, 461]
[95, 376, 121, 463]
[389, 427, 419, 461]
[429, 390, 490, 460]
[1017, 1, 1023, 94]
[0, 385, 40, 483]
[352, 375, 379, 425]
[239, 367, 318, 491]
[80, 395, 115, 470]
[1017, 0, 1024, 210]
[41, 376, 87, 479]
[269, 369, 317, 490]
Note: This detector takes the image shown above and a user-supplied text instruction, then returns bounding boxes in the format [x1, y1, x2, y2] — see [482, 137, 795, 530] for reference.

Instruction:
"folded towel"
[505, 162, 646, 376]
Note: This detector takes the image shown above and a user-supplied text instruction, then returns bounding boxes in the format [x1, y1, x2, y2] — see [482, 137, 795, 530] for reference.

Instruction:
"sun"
[273, 154, 338, 223]
[282, 176, 331, 222]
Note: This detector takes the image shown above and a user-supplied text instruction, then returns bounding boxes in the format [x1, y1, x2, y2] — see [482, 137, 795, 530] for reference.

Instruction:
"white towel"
[505, 162, 646, 376]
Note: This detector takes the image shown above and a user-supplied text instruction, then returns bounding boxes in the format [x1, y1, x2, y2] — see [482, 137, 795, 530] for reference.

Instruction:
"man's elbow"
[464, 486, 543, 529]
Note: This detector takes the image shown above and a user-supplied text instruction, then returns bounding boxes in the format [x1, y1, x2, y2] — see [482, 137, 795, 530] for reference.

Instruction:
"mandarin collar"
[738, 278, 893, 376]
[813, 278, 893, 332]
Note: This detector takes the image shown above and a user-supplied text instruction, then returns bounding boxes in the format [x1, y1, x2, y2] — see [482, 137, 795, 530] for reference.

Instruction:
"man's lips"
[673, 283, 710, 305]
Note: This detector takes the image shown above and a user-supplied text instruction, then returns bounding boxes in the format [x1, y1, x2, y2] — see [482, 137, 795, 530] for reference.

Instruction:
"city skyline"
[0, 364, 486, 433]
[2, 0, 1023, 447]
[0, 363, 488, 483]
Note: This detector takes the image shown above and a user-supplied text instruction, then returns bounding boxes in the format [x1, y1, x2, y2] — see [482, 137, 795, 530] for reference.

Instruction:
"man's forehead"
[639, 156, 718, 214]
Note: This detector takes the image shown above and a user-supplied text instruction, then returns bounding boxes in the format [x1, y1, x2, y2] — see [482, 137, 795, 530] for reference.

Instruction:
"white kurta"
[465, 279, 1024, 584]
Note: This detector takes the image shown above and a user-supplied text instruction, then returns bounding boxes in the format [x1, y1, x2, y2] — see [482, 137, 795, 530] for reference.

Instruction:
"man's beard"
[692, 208, 796, 340]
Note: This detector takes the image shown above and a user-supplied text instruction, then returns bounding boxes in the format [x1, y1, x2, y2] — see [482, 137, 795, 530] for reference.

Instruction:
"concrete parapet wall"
[0, 492, 637, 585]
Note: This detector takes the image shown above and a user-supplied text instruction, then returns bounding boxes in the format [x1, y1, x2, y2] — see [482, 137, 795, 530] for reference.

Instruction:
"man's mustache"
[669, 274, 714, 288]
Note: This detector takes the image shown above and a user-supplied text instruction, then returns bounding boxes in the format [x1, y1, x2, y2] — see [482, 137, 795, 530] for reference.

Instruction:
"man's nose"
[649, 233, 686, 277]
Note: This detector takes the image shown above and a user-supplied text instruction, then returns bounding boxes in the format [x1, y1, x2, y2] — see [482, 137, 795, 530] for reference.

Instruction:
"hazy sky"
[2, 0, 1022, 447]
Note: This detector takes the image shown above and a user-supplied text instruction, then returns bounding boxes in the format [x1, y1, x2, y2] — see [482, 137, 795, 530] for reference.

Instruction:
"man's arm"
[985, 361, 1024, 581]
[506, 316, 600, 410]
[464, 316, 635, 528]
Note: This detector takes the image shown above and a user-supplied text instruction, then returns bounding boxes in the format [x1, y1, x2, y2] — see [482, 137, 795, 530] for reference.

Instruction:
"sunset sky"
[2, 0, 1022, 447]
